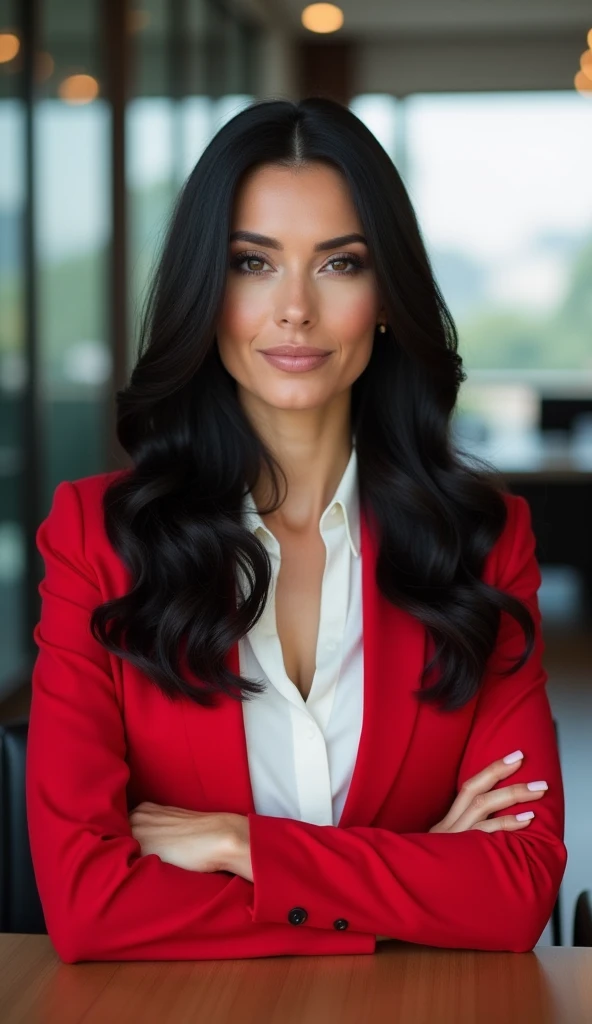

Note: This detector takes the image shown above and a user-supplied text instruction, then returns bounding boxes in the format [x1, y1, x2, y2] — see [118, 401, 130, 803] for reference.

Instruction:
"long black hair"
[90, 96, 535, 713]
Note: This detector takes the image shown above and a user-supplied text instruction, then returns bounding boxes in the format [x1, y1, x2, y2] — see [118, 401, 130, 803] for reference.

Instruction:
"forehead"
[230, 162, 362, 233]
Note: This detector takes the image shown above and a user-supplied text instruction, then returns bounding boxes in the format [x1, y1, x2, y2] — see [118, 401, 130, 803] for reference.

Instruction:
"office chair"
[0, 716, 568, 942]
[0, 718, 46, 933]
[573, 891, 592, 946]
[550, 717, 563, 946]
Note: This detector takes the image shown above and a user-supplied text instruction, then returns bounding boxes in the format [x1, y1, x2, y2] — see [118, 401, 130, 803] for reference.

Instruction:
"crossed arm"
[26, 481, 566, 962]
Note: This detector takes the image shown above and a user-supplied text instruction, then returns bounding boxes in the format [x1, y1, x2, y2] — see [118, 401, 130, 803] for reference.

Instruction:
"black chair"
[0, 718, 46, 934]
[550, 717, 563, 946]
[0, 717, 568, 942]
[573, 891, 592, 946]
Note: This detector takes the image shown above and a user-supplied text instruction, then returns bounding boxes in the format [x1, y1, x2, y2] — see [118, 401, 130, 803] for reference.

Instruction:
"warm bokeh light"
[58, 73, 100, 104]
[588, 27, 592, 49]
[574, 69, 592, 97]
[580, 49, 592, 81]
[301, 3, 344, 34]
[0, 32, 20, 63]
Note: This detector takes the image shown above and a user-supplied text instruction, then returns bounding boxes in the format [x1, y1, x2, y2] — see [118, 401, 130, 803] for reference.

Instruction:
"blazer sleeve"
[247, 494, 568, 952]
[26, 480, 375, 963]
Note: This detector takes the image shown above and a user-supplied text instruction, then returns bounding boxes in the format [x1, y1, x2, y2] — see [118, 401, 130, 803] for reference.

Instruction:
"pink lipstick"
[260, 352, 332, 372]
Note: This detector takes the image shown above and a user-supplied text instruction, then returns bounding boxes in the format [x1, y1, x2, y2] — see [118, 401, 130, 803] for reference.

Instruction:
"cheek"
[327, 291, 378, 372]
[218, 280, 265, 339]
[330, 288, 378, 338]
[216, 288, 266, 380]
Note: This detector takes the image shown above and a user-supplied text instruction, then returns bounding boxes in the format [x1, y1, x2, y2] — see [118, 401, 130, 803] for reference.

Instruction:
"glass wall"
[0, 0, 260, 698]
[0, 0, 26, 686]
[127, 0, 257, 372]
[351, 92, 592, 466]
[37, 0, 111, 494]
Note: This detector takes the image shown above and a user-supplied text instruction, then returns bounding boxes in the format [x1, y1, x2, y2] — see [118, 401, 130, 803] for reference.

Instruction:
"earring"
[378, 322, 387, 334]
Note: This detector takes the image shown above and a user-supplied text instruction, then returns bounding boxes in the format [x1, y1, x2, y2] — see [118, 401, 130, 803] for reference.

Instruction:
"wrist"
[221, 813, 253, 881]
[218, 813, 241, 872]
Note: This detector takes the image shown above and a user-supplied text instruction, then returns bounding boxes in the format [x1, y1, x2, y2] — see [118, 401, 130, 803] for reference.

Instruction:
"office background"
[1, 0, 591, 947]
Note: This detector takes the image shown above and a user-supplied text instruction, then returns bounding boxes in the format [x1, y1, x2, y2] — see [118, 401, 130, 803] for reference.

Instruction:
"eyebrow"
[228, 230, 368, 252]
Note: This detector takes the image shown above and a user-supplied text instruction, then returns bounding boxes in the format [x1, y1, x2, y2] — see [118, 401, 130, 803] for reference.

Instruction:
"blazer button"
[333, 918, 349, 930]
[288, 907, 308, 926]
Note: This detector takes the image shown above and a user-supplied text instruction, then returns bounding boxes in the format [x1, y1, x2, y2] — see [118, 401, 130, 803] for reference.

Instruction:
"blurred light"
[62, 340, 112, 385]
[574, 69, 592, 97]
[35, 51, 55, 83]
[580, 49, 592, 81]
[128, 9, 152, 33]
[58, 73, 100, 104]
[0, 32, 20, 63]
[0, 523, 24, 585]
[588, 28, 592, 48]
[301, 3, 344, 34]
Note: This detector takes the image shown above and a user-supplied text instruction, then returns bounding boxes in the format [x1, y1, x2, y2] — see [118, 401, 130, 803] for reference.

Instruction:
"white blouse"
[237, 444, 364, 827]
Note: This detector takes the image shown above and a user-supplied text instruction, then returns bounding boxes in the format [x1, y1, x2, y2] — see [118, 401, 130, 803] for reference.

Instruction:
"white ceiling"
[244, 0, 592, 39]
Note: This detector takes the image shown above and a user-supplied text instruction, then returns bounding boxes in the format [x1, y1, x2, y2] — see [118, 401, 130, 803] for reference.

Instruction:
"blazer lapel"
[337, 503, 425, 826]
[179, 503, 427, 826]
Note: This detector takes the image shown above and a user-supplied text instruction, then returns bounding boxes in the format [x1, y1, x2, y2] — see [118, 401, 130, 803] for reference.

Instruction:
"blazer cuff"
[247, 812, 376, 951]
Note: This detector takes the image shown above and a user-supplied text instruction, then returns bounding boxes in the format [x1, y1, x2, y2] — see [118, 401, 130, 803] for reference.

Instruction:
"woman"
[26, 97, 566, 964]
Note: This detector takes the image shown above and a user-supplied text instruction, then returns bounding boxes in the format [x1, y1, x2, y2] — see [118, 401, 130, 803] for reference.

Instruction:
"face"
[216, 161, 384, 426]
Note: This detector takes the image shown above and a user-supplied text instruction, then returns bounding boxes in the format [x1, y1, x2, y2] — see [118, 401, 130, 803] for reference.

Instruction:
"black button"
[288, 906, 308, 926]
[333, 918, 349, 930]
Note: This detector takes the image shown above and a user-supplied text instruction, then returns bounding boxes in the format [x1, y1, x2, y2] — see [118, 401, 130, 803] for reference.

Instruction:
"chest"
[272, 530, 327, 702]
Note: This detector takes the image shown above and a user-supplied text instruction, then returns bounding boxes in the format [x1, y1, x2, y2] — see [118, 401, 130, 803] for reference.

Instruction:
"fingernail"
[503, 750, 524, 764]
[527, 780, 548, 791]
[516, 811, 535, 820]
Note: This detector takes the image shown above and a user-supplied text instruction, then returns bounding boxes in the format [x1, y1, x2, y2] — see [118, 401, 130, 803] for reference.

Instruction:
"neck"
[244, 393, 354, 534]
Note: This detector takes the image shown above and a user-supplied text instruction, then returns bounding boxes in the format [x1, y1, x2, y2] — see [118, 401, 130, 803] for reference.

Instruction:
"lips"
[260, 351, 332, 372]
[262, 346, 331, 357]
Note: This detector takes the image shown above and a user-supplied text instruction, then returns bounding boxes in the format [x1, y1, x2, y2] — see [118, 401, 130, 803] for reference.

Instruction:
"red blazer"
[26, 472, 567, 963]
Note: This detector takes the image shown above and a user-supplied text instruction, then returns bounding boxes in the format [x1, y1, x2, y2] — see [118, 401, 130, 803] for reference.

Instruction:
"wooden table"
[1, 935, 592, 1024]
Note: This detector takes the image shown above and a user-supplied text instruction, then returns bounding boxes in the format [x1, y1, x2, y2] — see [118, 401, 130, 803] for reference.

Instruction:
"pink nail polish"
[516, 811, 535, 821]
[503, 750, 524, 764]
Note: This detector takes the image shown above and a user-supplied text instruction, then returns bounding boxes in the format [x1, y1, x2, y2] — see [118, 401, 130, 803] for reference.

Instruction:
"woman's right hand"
[428, 749, 548, 834]
[375, 751, 549, 941]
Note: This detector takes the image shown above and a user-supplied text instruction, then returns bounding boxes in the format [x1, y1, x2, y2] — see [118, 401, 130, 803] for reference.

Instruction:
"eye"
[229, 251, 271, 276]
[326, 254, 365, 275]
[230, 251, 367, 277]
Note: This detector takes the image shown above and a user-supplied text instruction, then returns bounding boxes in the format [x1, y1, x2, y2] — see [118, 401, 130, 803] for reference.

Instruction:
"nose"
[275, 274, 318, 330]
[280, 316, 311, 327]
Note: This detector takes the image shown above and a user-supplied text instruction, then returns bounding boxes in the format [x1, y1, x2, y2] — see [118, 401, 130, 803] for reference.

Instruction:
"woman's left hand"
[129, 801, 238, 874]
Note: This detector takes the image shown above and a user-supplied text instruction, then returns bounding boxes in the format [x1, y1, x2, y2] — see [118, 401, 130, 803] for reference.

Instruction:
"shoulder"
[41, 469, 130, 551]
[483, 490, 538, 592]
[497, 490, 533, 549]
[71, 467, 130, 495]
[499, 490, 534, 552]
[49, 469, 129, 516]
[69, 468, 130, 506]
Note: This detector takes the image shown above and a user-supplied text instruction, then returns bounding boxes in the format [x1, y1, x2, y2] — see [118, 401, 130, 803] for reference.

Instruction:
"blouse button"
[288, 907, 308, 926]
[333, 918, 349, 930]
